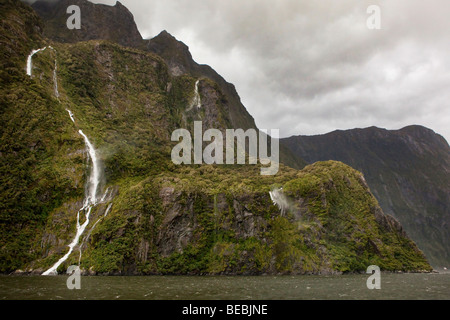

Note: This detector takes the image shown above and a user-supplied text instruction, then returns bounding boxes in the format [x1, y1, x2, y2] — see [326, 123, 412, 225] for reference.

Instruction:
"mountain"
[31, 0, 304, 169]
[0, 0, 431, 274]
[282, 126, 450, 268]
[32, 0, 143, 48]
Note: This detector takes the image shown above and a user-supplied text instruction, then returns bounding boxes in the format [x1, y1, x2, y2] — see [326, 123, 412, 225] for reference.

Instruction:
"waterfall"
[42, 111, 103, 275]
[26, 46, 60, 100]
[193, 80, 201, 109]
[100, 187, 112, 203]
[39, 46, 113, 275]
[78, 202, 113, 264]
[269, 188, 290, 216]
[42, 206, 93, 276]
[52, 56, 59, 99]
[78, 129, 100, 206]
[188, 80, 201, 110]
[26, 47, 47, 76]
[66, 109, 75, 123]
[104, 202, 113, 217]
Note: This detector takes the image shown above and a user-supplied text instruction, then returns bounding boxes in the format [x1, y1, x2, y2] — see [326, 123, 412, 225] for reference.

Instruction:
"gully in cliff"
[171, 121, 279, 175]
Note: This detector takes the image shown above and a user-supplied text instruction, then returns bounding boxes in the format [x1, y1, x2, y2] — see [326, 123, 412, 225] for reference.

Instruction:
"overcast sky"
[26, 0, 450, 141]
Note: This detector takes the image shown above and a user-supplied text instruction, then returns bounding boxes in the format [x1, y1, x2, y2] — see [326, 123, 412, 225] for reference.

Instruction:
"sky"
[25, 0, 450, 141]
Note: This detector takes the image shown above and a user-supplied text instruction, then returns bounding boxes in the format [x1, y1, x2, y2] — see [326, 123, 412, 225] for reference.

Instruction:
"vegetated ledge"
[19, 161, 432, 276]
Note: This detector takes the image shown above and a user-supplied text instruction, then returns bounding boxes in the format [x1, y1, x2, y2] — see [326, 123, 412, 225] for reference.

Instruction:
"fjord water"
[1, 274, 449, 300]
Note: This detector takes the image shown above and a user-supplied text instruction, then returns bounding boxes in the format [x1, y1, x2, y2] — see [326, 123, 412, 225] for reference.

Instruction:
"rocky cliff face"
[0, 0, 432, 274]
[32, 0, 143, 48]
[282, 126, 450, 268]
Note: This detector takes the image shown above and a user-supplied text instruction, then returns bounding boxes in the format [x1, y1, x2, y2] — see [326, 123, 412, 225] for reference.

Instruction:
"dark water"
[0, 273, 449, 300]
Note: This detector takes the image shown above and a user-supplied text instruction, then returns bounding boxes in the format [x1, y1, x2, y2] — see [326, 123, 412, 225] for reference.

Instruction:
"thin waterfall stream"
[42, 112, 102, 276]
[28, 47, 111, 275]
[187, 79, 201, 111]
[26, 47, 47, 77]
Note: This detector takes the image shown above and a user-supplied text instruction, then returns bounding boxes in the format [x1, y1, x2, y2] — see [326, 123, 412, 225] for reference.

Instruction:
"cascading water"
[100, 187, 112, 204]
[42, 113, 101, 275]
[52, 56, 59, 99]
[27, 46, 60, 100]
[104, 203, 113, 217]
[269, 188, 290, 216]
[67, 109, 75, 123]
[42, 206, 93, 275]
[78, 202, 113, 264]
[78, 130, 100, 206]
[30, 48, 112, 275]
[188, 80, 201, 110]
[26, 47, 47, 77]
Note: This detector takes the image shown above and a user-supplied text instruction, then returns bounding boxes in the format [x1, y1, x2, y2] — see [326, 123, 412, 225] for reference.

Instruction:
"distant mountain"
[282, 125, 450, 268]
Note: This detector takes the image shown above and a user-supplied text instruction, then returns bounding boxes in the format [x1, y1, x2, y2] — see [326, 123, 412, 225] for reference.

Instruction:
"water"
[42, 112, 103, 275]
[66, 109, 75, 123]
[19, 49, 449, 301]
[0, 274, 448, 300]
[26, 47, 47, 76]
[77, 129, 101, 206]
[188, 80, 201, 110]
[51, 49, 59, 99]
[28, 49, 111, 276]
[269, 188, 289, 216]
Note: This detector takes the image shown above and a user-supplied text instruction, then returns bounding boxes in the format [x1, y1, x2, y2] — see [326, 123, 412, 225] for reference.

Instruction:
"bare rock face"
[145, 30, 194, 77]
[32, 0, 143, 48]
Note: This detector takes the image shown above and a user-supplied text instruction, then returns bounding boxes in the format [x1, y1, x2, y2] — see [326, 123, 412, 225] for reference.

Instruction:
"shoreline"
[6, 269, 441, 277]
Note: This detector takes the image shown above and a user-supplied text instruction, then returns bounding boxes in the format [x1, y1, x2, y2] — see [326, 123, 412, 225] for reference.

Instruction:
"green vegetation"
[0, 0, 86, 272]
[283, 162, 432, 272]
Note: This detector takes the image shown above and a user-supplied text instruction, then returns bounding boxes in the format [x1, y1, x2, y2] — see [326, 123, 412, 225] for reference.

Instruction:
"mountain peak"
[157, 30, 177, 39]
[145, 30, 193, 76]
[32, 0, 143, 47]
[112, 0, 134, 18]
